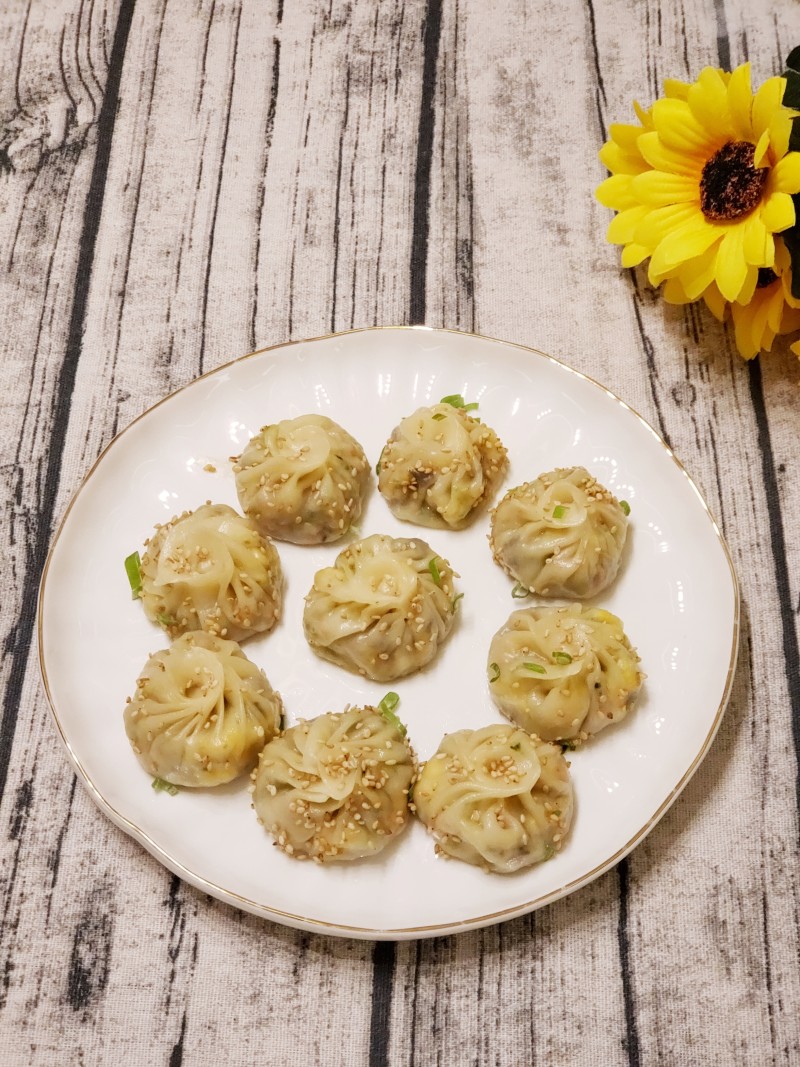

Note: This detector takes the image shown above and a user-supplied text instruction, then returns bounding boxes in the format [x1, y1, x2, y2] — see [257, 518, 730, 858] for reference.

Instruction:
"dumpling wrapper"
[251, 705, 415, 862]
[140, 503, 282, 643]
[233, 414, 370, 545]
[413, 724, 574, 874]
[490, 466, 628, 598]
[377, 402, 507, 529]
[124, 632, 283, 787]
[488, 605, 643, 742]
[303, 533, 459, 681]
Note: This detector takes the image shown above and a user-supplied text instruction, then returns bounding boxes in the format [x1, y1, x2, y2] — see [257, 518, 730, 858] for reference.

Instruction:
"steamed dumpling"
[489, 467, 629, 598]
[124, 633, 283, 787]
[303, 533, 459, 681]
[487, 605, 643, 742]
[252, 705, 415, 862]
[413, 725, 574, 873]
[377, 402, 507, 529]
[140, 503, 282, 642]
[233, 414, 370, 545]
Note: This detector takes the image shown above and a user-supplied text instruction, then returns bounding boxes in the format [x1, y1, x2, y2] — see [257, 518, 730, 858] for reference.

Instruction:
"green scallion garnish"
[152, 777, 179, 796]
[552, 651, 573, 665]
[511, 582, 531, 599]
[488, 662, 500, 682]
[428, 556, 442, 585]
[378, 692, 406, 736]
[375, 447, 386, 477]
[510, 742, 521, 751]
[157, 612, 177, 626]
[560, 739, 578, 752]
[552, 504, 566, 520]
[432, 412, 446, 421]
[542, 843, 555, 861]
[620, 499, 631, 516]
[452, 592, 464, 610]
[125, 551, 143, 599]
[440, 394, 479, 412]
[523, 662, 546, 674]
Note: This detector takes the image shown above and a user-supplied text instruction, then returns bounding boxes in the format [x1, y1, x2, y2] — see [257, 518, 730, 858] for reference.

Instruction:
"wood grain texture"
[1, 0, 800, 1064]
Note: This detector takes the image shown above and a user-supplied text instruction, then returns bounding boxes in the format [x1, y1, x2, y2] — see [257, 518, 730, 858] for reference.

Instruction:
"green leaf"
[511, 581, 531, 599]
[125, 551, 143, 599]
[783, 68, 800, 110]
[378, 692, 406, 736]
[488, 662, 500, 683]
[783, 194, 800, 300]
[428, 556, 442, 585]
[152, 777, 179, 796]
[619, 499, 631, 516]
[523, 662, 546, 674]
[786, 47, 800, 73]
[552, 651, 573, 665]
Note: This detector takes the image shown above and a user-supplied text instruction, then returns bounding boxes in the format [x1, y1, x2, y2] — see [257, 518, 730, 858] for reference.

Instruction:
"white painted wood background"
[1, 0, 799, 1063]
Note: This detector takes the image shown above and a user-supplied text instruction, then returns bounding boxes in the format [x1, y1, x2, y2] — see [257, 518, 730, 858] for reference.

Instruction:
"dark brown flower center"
[756, 267, 778, 289]
[700, 141, 768, 222]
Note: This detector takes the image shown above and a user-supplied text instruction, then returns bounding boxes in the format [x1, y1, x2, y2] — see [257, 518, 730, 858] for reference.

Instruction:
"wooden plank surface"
[1, 0, 799, 1064]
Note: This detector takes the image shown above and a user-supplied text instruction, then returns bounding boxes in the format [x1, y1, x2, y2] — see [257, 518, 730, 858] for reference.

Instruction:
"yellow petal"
[769, 152, 800, 194]
[752, 77, 786, 140]
[634, 202, 698, 250]
[742, 215, 770, 266]
[726, 62, 754, 141]
[760, 191, 796, 233]
[599, 141, 648, 176]
[630, 170, 698, 205]
[664, 78, 691, 101]
[621, 243, 650, 268]
[596, 174, 637, 210]
[753, 129, 771, 168]
[662, 276, 693, 304]
[716, 228, 750, 301]
[637, 131, 703, 178]
[675, 246, 719, 300]
[609, 123, 647, 153]
[703, 283, 727, 321]
[735, 262, 759, 306]
[633, 100, 652, 128]
[608, 205, 650, 244]
[767, 285, 786, 334]
[768, 112, 793, 161]
[651, 98, 719, 155]
[648, 216, 721, 280]
[790, 339, 800, 358]
[687, 67, 733, 140]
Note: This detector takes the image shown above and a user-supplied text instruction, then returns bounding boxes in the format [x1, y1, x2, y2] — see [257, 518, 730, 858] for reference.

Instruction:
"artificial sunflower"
[597, 63, 800, 304]
[663, 239, 800, 358]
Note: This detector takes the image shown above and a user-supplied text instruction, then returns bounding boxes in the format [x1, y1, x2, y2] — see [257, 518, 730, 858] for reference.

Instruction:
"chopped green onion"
[428, 556, 442, 585]
[560, 739, 578, 752]
[125, 551, 143, 599]
[510, 742, 521, 751]
[552, 651, 573, 665]
[511, 581, 531, 599]
[378, 692, 406, 736]
[432, 412, 446, 421]
[553, 809, 561, 817]
[619, 499, 631, 516]
[152, 777, 179, 796]
[440, 393, 480, 413]
[542, 843, 555, 861]
[488, 662, 500, 683]
[523, 662, 546, 674]
[375, 447, 386, 477]
[452, 592, 464, 611]
[552, 504, 566, 520]
[157, 612, 177, 627]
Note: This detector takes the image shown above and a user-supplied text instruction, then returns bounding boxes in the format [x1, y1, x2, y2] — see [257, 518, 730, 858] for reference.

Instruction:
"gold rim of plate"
[36, 325, 741, 939]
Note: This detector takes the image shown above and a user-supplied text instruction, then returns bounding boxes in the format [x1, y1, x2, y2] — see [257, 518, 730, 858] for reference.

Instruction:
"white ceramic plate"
[38, 327, 739, 939]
